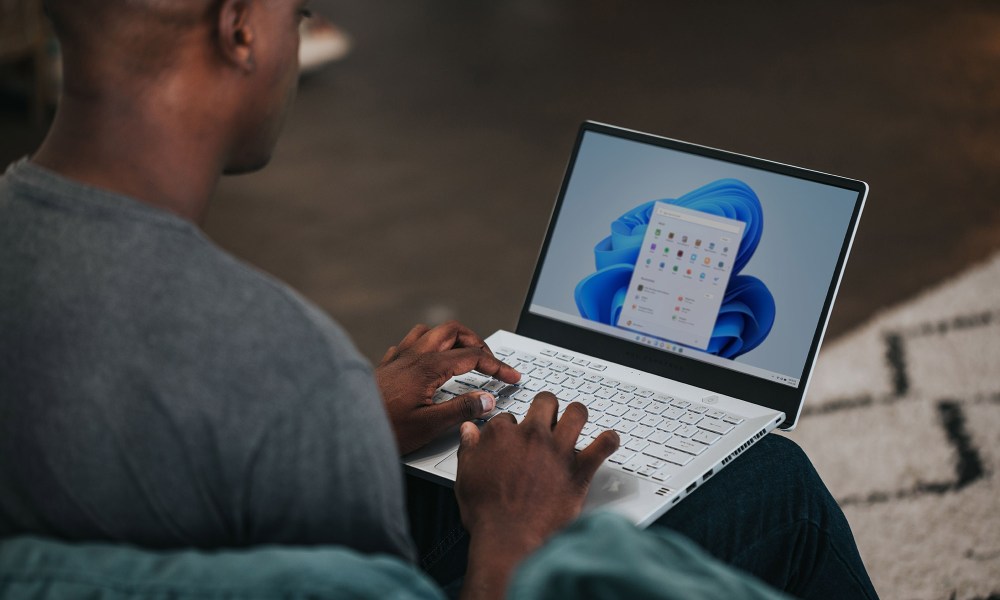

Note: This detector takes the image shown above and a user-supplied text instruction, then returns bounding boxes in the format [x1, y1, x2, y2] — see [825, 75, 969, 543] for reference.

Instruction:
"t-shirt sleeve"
[241, 361, 416, 561]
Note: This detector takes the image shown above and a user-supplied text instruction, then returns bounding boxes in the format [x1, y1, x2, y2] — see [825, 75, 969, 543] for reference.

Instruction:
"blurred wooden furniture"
[0, 0, 50, 123]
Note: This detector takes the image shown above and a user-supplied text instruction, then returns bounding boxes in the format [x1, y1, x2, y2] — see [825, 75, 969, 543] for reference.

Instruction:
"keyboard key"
[652, 462, 684, 482]
[513, 389, 535, 402]
[572, 358, 590, 367]
[546, 373, 569, 385]
[688, 404, 708, 415]
[583, 374, 604, 383]
[612, 392, 635, 404]
[590, 398, 612, 412]
[589, 363, 608, 371]
[631, 424, 655, 439]
[523, 379, 546, 391]
[622, 408, 645, 422]
[657, 421, 681, 433]
[602, 379, 622, 389]
[666, 437, 706, 456]
[634, 388, 655, 398]
[624, 438, 648, 453]
[706, 409, 727, 420]
[674, 425, 699, 438]
[558, 390, 580, 402]
[581, 423, 596, 436]
[548, 364, 568, 373]
[580, 382, 602, 395]
[512, 352, 536, 363]
[648, 429, 672, 445]
[613, 421, 636, 435]
[618, 384, 637, 393]
[566, 369, 586, 378]
[628, 398, 651, 410]
[608, 449, 635, 465]
[442, 381, 478, 396]
[563, 378, 586, 390]
[640, 414, 663, 428]
[642, 445, 693, 466]
[679, 413, 703, 425]
[636, 465, 656, 478]
[534, 359, 552, 368]
[622, 457, 646, 472]
[645, 401, 669, 415]
[698, 418, 735, 435]
[539, 349, 557, 357]
[723, 414, 745, 425]
[654, 393, 674, 403]
[495, 347, 515, 357]
[661, 407, 685, 420]
[670, 399, 691, 409]
[692, 430, 721, 446]
[556, 353, 574, 362]
[482, 380, 508, 393]
[597, 414, 620, 428]
[496, 384, 519, 398]
[456, 373, 492, 387]
[594, 387, 616, 399]
[432, 390, 455, 404]
[606, 404, 628, 417]
[510, 401, 532, 415]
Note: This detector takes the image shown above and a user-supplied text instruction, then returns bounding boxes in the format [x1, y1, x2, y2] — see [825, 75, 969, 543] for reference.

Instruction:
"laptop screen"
[524, 126, 864, 391]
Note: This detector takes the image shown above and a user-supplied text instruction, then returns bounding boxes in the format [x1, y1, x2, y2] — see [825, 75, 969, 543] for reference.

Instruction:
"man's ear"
[217, 0, 254, 71]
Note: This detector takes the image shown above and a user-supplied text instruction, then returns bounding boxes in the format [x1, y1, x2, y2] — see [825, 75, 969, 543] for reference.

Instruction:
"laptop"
[405, 121, 868, 527]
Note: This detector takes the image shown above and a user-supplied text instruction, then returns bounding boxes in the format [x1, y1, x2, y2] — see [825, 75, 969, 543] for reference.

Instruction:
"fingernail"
[479, 393, 495, 412]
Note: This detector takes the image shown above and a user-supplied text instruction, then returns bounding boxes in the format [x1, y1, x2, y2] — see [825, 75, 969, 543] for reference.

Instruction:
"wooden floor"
[2, 0, 998, 361]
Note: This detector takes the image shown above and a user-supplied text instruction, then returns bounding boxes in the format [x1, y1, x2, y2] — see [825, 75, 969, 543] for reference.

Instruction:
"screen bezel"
[515, 121, 868, 429]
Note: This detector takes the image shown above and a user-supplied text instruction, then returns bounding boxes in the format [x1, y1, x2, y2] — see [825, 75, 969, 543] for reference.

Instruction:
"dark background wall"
[2, 0, 998, 361]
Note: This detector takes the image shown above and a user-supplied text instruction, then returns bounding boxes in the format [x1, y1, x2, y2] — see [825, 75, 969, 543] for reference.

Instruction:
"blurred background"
[1, 1, 999, 598]
[2, 0, 998, 361]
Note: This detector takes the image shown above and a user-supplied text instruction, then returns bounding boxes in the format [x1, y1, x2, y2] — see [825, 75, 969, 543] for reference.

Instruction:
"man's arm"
[454, 392, 620, 600]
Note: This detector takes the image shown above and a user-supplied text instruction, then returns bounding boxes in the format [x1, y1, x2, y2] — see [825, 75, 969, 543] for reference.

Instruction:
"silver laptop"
[405, 121, 867, 527]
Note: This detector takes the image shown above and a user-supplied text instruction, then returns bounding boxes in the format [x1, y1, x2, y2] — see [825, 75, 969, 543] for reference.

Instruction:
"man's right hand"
[455, 392, 619, 600]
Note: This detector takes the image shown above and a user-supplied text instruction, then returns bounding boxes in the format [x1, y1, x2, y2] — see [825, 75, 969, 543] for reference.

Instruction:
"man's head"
[43, 0, 310, 174]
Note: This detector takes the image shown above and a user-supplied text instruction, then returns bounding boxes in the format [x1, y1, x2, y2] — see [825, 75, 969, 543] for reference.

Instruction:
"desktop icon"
[695, 239, 702, 247]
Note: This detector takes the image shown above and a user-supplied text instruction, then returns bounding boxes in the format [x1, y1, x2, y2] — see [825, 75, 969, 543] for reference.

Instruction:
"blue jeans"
[406, 435, 879, 599]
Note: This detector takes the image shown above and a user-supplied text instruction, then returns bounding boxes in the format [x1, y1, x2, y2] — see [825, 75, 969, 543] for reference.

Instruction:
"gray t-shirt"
[0, 159, 414, 559]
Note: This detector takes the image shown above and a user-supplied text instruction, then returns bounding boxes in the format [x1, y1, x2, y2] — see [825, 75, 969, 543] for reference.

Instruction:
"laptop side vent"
[654, 487, 672, 497]
[720, 428, 769, 468]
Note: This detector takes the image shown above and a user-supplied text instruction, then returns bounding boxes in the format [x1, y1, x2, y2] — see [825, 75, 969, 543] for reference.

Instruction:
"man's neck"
[32, 88, 226, 225]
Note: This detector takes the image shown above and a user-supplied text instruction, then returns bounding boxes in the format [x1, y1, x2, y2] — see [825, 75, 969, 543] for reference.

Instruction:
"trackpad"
[583, 468, 640, 511]
[434, 451, 459, 476]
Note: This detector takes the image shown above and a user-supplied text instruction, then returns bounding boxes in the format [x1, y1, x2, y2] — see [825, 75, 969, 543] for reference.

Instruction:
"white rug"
[782, 253, 1000, 600]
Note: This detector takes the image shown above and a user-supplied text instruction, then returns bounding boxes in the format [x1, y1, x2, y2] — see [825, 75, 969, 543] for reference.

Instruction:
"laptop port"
[702, 469, 714, 481]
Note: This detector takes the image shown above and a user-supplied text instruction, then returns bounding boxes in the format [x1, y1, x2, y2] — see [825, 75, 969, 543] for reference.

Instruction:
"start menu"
[616, 202, 746, 350]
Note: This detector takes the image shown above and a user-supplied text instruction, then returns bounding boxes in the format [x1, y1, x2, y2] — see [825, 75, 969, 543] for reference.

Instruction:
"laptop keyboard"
[433, 346, 745, 484]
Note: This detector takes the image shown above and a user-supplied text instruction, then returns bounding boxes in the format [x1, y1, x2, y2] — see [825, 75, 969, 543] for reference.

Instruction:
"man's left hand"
[375, 321, 521, 455]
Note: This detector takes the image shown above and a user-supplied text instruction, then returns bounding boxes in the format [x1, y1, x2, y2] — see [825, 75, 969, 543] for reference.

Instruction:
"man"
[0, 1, 878, 598]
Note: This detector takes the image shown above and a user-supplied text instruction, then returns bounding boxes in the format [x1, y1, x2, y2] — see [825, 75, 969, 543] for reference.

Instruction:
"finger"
[379, 345, 398, 366]
[553, 402, 588, 450]
[396, 324, 431, 354]
[427, 348, 521, 386]
[413, 320, 493, 355]
[457, 422, 481, 457]
[523, 391, 558, 429]
[425, 392, 496, 431]
[575, 430, 620, 485]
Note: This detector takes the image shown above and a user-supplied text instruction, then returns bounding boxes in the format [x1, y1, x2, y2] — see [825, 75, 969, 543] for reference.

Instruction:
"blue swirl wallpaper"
[574, 179, 776, 358]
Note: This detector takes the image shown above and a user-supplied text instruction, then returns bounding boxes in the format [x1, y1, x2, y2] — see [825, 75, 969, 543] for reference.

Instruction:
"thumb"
[458, 421, 481, 452]
[428, 391, 495, 429]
